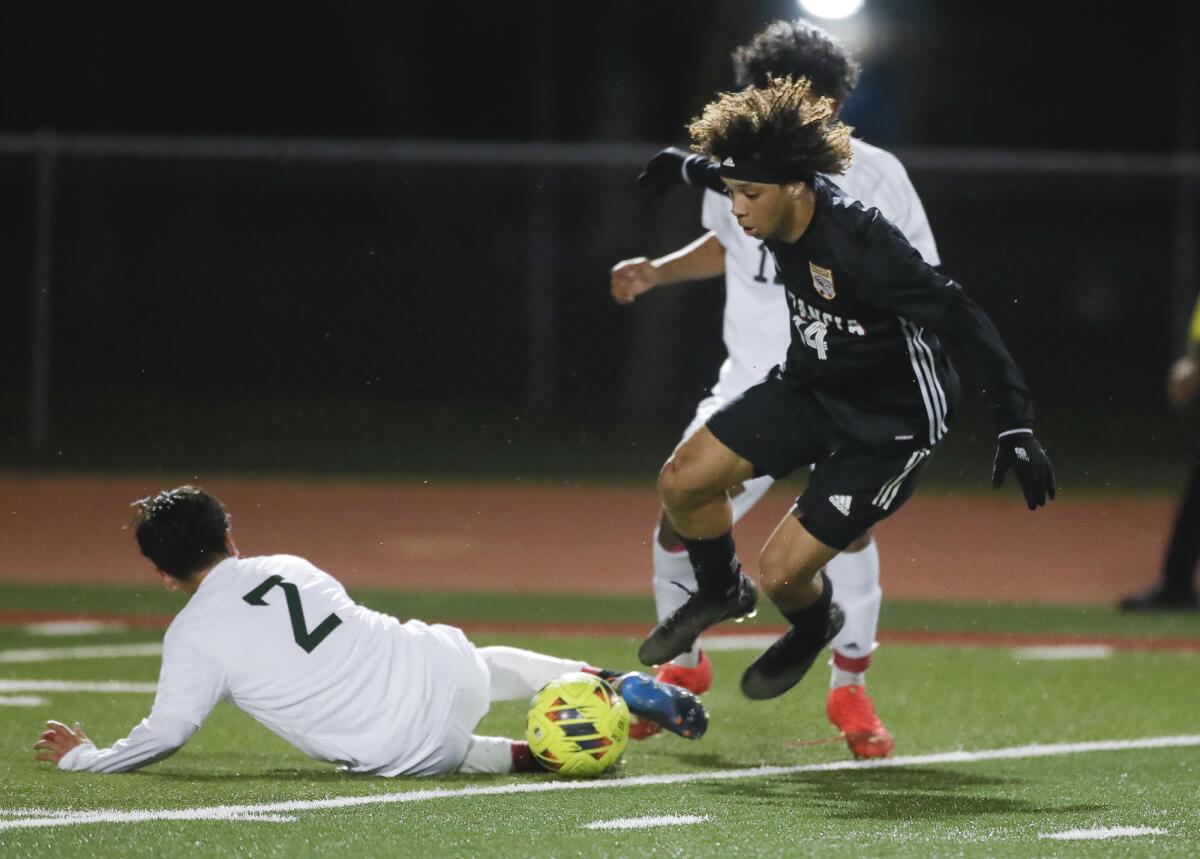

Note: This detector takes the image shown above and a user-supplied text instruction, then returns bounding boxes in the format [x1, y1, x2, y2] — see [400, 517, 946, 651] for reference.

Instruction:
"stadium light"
[798, 0, 865, 20]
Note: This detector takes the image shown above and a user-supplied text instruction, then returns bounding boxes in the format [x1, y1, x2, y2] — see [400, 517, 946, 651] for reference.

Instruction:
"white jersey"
[59, 555, 487, 777]
[702, 137, 940, 399]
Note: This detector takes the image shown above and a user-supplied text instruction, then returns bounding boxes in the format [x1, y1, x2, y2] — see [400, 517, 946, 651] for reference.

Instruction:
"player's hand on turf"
[992, 430, 1056, 510]
[610, 257, 662, 305]
[34, 720, 90, 763]
[637, 147, 724, 194]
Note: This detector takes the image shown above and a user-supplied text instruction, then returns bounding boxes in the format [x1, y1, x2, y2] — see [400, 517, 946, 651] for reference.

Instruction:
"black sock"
[782, 570, 833, 638]
[680, 532, 743, 599]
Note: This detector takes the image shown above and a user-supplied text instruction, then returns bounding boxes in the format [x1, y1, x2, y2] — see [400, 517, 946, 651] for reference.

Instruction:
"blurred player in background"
[34, 487, 706, 776]
[610, 20, 939, 758]
[1120, 292, 1200, 611]
[632, 76, 1054, 721]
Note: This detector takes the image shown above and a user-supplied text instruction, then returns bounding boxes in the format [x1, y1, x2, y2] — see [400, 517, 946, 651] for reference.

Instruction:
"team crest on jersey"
[809, 262, 836, 300]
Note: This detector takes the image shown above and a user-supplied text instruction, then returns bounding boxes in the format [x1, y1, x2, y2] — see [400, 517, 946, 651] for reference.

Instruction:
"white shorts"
[408, 634, 492, 775]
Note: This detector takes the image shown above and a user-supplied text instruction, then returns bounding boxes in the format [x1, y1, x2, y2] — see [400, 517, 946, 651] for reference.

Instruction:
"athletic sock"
[582, 666, 623, 685]
[679, 532, 743, 599]
[782, 570, 834, 638]
[830, 650, 872, 689]
[510, 741, 541, 773]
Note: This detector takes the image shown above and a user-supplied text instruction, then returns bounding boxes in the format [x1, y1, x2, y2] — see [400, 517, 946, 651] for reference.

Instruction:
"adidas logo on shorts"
[829, 495, 852, 516]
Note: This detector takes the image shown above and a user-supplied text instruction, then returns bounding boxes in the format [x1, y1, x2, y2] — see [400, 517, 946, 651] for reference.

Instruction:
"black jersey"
[765, 176, 963, 450]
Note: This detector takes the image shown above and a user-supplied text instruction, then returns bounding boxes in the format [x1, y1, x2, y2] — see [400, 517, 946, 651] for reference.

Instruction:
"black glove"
[992, 430, 1056, 510]
[637, 147, 725, 194]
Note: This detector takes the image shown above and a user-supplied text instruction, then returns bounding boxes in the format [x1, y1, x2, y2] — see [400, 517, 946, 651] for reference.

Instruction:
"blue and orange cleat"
[613, 672, 708, 740]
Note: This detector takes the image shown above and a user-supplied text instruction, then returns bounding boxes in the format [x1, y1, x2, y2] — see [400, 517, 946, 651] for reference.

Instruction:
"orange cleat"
[654, 650, 713, 695]
[826, 685, 894, 759]
[627, 716, 662, 740]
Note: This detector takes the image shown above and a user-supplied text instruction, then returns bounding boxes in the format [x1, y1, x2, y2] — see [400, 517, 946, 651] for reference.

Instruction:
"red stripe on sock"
[833, 650, 872, 673]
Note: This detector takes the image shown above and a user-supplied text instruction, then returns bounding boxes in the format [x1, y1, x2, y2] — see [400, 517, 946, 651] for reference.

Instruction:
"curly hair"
[732, 19, 860, 99]
[688, 75, 854, 183]
[132, 485, 231, 579]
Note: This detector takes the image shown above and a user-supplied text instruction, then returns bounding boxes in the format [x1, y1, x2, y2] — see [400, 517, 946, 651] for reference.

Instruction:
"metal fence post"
[29, 132, 59, 458]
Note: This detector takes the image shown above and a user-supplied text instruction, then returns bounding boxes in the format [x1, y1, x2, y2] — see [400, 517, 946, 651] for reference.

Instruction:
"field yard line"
[0, 680, 157, 693]
[1, 734, 1198, 832]
[1039, 826, 1168, 840]
[1011, 645, 1114, 661]
[3, 612, 1200, 652]
[0, 695, 47, 707]
[26, 621, 129, 636]
[0, 643, 162, 663]
[584, 814, 711, 830]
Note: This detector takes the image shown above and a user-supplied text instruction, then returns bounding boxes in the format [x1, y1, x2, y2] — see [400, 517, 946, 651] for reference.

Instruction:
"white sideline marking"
[1040, 826, 1167, 841]
[1012, 645, 1113, 661]
[699, 635, 778, 652]
[25, 621, 129, 636]
[0, 695, 47, 707]
[0, 734, 1197, 832]
[0, 643, 162, 663]
[585, 814, 710, 830]
[0, 680, 157, 694]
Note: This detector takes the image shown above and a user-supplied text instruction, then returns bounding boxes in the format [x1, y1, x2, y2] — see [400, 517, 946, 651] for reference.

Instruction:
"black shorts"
[706, 369, 935, 550]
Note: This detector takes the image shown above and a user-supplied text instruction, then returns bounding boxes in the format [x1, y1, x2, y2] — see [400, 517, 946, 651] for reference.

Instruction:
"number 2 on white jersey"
[242, 575, 343, 653]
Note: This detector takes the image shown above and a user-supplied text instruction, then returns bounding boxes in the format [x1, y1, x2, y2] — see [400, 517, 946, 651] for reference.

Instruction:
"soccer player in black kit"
[636, 76, 1057, 700]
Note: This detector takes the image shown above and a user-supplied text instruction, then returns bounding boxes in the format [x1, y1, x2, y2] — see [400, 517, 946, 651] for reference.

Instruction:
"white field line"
[1011, 645, 1114, 661]
[0, 680, 157, 694]
[1040, 826, 1168, 840]
[0, 695, 47, 707]
[0, 734, 1198, 832]
[0, 643, 162, 663]
[585, 814, 710, 830]
[699, 635, 779, 652]
[25, 621, 129, 636]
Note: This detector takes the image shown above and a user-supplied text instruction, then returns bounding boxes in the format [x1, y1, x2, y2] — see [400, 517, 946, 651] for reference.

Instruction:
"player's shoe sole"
[654, 650, 713, 695]
[827, 684, 894, 759]
[740, 603, 844, 700]
[614, 672, 708, 740]
[638, 574, 758, 667]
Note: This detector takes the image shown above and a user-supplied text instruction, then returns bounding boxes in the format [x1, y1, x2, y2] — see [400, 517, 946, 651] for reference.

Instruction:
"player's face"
[723, 180, 797, 241]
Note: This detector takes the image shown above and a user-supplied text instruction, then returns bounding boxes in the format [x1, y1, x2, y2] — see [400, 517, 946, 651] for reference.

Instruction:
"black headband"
[716, 155, 810, 185]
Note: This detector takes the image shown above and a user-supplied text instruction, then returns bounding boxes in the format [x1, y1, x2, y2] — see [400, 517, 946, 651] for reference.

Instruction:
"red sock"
[510, 741, 541, 773]
[833, 651, 872, 673]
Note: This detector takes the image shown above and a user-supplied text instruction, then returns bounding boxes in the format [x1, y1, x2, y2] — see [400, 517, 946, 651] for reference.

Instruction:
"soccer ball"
[526, 672, 630, 777]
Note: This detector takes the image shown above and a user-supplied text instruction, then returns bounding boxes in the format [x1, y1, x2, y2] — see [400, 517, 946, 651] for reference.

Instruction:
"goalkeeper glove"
[992, 429, 1056, 510]
[637, 147, 725, 194]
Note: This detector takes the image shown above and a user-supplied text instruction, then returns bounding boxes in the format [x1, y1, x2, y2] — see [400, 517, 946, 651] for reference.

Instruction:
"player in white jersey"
[33, 486, 706, 776]
[610, 20, 938, 759]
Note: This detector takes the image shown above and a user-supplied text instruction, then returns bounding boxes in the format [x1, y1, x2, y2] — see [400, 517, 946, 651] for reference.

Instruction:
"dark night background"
[2, 1, 1198, 485]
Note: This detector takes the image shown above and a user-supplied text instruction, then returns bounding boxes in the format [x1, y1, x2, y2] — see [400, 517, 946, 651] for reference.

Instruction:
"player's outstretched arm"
[931, 292, 1056, 509]
[610, 232, 725, 305]
[637, 147, 726, 194]
[35, 712, 198, 773]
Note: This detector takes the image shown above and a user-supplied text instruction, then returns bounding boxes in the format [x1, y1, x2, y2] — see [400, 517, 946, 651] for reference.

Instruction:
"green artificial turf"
[1, 589, 1199, 856]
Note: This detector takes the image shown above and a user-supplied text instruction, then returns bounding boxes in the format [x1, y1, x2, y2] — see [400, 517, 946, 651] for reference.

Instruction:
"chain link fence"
[1, 137, 1196, 482]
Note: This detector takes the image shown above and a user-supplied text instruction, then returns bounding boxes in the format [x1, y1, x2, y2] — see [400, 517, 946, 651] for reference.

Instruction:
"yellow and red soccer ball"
[525, 672, 630, 777]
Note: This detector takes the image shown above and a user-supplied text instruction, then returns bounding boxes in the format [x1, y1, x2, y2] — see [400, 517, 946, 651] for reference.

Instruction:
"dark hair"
[732, 19, 860, 100]
[132, 485, 231, 579]
[689, 75, 854, 184]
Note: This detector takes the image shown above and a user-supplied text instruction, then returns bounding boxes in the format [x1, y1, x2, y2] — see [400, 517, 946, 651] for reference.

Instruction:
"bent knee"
[658, 454, 716, 506]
